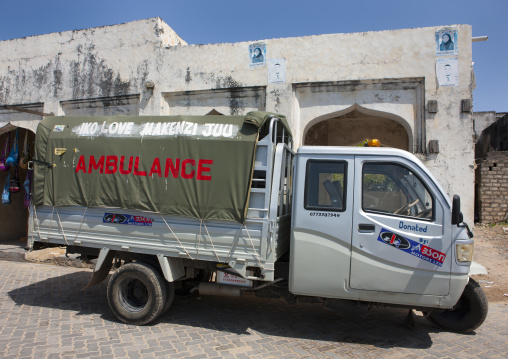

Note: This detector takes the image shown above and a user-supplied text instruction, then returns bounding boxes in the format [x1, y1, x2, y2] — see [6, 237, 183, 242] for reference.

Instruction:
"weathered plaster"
[0, 19, 475, 222]
[0, 18, 184, 106]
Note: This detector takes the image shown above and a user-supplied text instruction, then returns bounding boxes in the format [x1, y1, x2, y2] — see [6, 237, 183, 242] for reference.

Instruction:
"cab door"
[349, 157, 452, 295]
[289, 154, 355, 298]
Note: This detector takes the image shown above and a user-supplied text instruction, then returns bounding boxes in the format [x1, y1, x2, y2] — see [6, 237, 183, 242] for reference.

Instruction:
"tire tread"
[426, 278, 488, 332]
[107, 262, 167, 325]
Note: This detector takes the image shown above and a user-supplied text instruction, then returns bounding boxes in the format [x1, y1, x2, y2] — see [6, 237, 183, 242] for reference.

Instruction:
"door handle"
[358, 224, 375, 232]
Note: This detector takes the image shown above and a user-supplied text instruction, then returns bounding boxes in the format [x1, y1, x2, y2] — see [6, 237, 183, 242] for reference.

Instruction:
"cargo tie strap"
[54, 207, 70, 246]
[200, 219, 222, 263]
[224, 227, 243, 263]
[159, 215, 193, 260]
[244, 224, 264, 270]
[223, 225, 264, 270]
[73, 207, 88, 241]
[40, 207, 89, 244]
[32, 206, 44, 244]
[158, 214, 260, 269]
[30, 159, 56, 168]
[33, 206, 55, 242]
[46, 206, 69, 245]
[47, 206, 55, 242]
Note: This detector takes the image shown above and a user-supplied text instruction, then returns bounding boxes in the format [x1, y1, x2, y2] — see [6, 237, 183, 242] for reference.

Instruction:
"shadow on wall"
[475, 114, 508, 160]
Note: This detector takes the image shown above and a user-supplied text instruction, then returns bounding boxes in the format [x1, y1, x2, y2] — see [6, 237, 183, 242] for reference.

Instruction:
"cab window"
[362, 163, 433, 220]
[305, 161, 347, 211]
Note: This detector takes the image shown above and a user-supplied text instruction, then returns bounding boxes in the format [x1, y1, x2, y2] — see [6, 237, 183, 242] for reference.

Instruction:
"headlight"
[456, 243, 474, 262]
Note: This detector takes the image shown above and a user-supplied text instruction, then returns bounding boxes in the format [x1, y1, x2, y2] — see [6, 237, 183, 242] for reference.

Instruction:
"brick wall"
[479, 151, 508, 223]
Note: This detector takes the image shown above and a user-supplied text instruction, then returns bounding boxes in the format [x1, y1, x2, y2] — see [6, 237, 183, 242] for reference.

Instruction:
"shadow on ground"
[8, 271, 443, 349]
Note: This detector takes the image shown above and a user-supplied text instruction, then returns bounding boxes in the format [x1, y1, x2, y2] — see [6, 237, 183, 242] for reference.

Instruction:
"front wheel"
[107, 262, 167, 325]
[425, 278, 488, 332]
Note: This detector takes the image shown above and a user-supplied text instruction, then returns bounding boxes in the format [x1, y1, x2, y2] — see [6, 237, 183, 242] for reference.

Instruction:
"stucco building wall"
[0, 18, 476, 226]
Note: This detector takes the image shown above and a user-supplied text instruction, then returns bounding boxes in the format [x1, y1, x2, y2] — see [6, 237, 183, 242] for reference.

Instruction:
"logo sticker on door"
[377, 228, 446, 267]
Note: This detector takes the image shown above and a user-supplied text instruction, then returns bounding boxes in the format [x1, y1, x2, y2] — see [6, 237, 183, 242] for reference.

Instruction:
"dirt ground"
[471, 224, 508, 303]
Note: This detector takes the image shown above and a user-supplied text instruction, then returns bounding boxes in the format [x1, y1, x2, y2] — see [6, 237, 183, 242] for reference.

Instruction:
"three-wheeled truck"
[28, 111, 488, 332]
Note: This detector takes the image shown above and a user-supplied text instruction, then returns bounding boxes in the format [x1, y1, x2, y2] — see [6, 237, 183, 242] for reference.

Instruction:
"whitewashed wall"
[0, 19, 475, 222]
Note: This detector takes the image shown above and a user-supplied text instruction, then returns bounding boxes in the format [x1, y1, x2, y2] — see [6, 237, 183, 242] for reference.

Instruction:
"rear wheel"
[425, 278, 488, 332]
[107, 262, 167, 325]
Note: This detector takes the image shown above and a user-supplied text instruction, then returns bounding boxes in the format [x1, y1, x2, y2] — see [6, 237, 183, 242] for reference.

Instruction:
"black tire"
[161, 281, 176, 315]
[107, 262, 167, 325]
[426, 278, 488, 333]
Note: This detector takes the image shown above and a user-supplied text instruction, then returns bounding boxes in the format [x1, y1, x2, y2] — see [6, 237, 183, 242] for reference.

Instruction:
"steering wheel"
[394, 199, 420, 215]
[417, 208, 432, 219]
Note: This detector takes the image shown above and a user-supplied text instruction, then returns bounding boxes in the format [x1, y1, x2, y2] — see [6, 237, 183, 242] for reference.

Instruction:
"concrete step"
[0, 239, 93, 268]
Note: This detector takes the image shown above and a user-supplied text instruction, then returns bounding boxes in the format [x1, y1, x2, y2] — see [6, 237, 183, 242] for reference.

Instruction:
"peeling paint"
[154, 22, 165, 37]
[70, 50, 131, 99]
[212, 76, 245, 115]
[269, 89, 281, 113]
[228, 89, 244, 115]
[52, 54, 63, 98]
[0, 76, 11, 103]
[214, 76, 242, 89]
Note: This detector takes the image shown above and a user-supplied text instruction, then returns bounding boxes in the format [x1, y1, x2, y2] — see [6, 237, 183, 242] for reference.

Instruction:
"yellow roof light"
[355, 138, 382, 147]
[366, 139, 381, 147]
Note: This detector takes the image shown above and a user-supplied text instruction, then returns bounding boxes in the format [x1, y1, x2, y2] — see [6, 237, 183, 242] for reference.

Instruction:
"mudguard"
[83, 248, 115, 290]
[468, 261, 488, 276]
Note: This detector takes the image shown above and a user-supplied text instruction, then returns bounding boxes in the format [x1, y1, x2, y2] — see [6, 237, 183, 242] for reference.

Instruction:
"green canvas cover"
[32, 112, 287, 223]
[245, 111, 291, 137]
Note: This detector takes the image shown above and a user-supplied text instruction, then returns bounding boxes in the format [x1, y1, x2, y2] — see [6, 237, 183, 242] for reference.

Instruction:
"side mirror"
[451, 195, 463, 225]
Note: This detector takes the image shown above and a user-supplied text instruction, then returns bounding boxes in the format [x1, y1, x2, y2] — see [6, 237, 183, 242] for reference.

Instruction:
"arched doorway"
[303, 106, 411, 151]
[0, 126, 35, 242]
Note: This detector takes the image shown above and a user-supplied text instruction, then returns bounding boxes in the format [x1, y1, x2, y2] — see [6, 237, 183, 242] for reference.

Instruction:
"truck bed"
[29, 119, 294, 282]
[31, 205, 290, 281]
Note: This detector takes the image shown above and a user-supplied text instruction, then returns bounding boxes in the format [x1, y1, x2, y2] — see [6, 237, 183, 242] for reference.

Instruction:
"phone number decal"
[309, 212, 341, 218]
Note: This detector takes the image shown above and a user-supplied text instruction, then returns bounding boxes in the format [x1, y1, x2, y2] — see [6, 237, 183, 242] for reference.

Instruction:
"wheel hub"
[123, 279, 148, 308]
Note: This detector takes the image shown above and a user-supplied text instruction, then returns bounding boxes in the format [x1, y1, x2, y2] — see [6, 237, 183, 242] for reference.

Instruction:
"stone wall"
[475, 114, 508, 223]
[479, 151, 508, 223]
